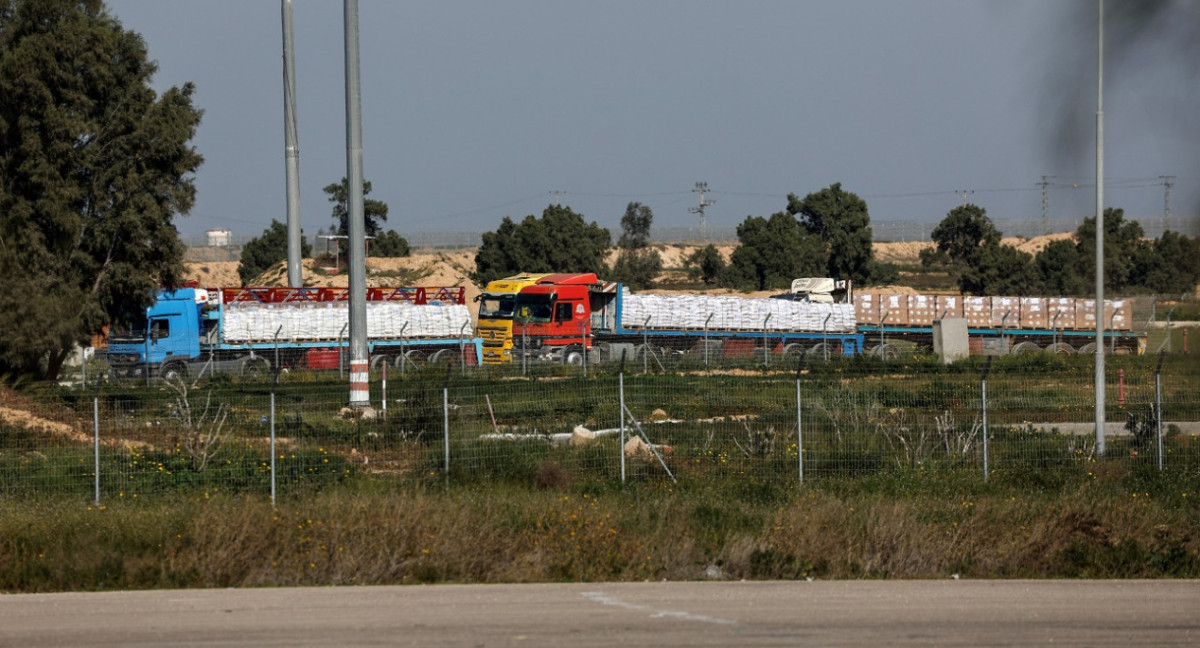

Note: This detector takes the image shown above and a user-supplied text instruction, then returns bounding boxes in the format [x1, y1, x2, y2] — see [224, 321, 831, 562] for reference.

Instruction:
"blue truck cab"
[106, 288, 206, 379]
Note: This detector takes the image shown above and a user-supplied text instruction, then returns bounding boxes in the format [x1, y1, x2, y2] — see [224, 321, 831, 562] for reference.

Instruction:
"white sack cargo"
[221, 301, 472, 343]
[619, 288, 856, 333]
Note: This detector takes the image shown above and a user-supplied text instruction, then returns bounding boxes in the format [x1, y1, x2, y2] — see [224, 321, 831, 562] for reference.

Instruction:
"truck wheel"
[1044, 342, 1075, 354]
[782, 343, 805, 358]
[805, 343, 831, 359]
[1011, 341, 1042, 354]
[634, 344, 655, 359]
[160, 362, 187, 382]
[238, 356, 270, 378]
[398, 350, 426, 368]
[431, 349, 459, 366]
[1077, 343, 1097, 355]
[370, 354, 392, 372]
[870, 344, 899, 360]
[563, 345, 585, 366]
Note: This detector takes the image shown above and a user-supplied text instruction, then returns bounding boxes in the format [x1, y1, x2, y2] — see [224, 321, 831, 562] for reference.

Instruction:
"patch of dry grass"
[2, 471, 1196, 592]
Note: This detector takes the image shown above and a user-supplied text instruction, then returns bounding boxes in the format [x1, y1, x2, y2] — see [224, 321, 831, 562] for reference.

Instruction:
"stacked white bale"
[619, 289, 855, 333]
[222, 301, 471, 342]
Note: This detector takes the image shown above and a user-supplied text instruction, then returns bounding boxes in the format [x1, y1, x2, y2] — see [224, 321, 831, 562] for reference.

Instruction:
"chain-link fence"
[2, 354, 1197, 501]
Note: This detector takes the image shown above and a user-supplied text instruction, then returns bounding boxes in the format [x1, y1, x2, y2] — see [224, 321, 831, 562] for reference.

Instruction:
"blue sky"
[105, 1, 1197, 240]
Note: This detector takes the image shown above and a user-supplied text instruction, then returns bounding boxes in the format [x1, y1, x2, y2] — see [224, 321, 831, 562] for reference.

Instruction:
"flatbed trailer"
[107, 285, 483, 380]
[512, 275, 864, 364]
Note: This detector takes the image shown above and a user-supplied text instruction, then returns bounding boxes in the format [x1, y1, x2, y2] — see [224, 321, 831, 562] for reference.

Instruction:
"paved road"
[1026, 421, 1200, 437]
[2, 580, 1196, 647]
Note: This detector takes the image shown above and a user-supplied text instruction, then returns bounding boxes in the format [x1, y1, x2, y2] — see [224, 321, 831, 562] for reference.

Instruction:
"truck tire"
[370, 354, 392, 372]
[870, 343, 899, 360]
[805, 342, 832, 360]
[238, 356, 270, 378]
[1044, 342, 1075, 354]
[1011, 341, 1042, 354]
[431, 349, 459, 366]
[1077, 343, 1097, 355]
[563, 345, 585, 366]
[398, 350, 426, 369]
[160, 362, 187, 382]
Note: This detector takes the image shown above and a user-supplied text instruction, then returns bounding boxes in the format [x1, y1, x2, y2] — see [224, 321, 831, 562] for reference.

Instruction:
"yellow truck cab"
[475, 273, 550, 363]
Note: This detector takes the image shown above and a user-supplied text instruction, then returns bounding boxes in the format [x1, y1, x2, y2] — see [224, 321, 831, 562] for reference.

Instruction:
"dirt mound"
[874, 241, 932, 264]
[185, 261, 241, 287]
[0, 385, 89, 444]
[1009, 233, 1075, 255]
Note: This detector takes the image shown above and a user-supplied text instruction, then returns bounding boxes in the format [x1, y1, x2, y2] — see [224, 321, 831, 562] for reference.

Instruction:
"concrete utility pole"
[1094, 0, 1106, 456]
[689, 182, 715, 240]
[282, 0, 303, 288]
[344, 0, 369, 408]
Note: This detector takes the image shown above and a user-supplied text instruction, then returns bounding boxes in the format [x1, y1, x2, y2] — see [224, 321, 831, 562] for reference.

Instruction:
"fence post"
[795, 356, 805, 486]
[338, 323, 348, 378]
[981, 356, 992, 481]
[823, 313, 831, 362]
[443, 363, 451, 485]
[145, 331, 152, 386]
[620, 350, 627, 484]
[397, 322, 408, 376]
[459, 320, 470, 377]
[1156, 352, 1165, 472]
[643, 315, 651, 375]
[93, 391, 100, 506]
[703, 313, 713, 369]
[270, 369, 278, 507]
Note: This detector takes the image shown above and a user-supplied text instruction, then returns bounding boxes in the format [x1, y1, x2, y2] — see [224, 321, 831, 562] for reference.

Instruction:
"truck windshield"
[109, 319, 149, 341]
[477, 294, 516, 319]
[513, 294, 553, 323]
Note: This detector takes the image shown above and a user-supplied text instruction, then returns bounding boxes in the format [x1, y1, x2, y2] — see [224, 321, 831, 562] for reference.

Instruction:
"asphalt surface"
[2, 580, 1197, 647]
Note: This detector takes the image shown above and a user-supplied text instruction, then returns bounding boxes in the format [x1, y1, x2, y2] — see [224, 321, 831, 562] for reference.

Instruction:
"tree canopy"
[1032, 209, 1199, 297]
[472, 205, 611, 285]
[238, 220, 311, 285]
[0, 0, 203, 379]
[1035, 239, 1087, 296]
[370, 230, 410, 258]
[788, 183, 878, 284]
[961, 243, 1040, 296]
[684, 244, 726, 286]
[1135, 231, 1200, 295]
[608, 202, 662, 290]
[723, 212, 825, 291]
[324, 177, 388, 238]
[920, 203, 1200, 297]
[920, 204, 1004, 293]
[1072, 208, 1147, 294]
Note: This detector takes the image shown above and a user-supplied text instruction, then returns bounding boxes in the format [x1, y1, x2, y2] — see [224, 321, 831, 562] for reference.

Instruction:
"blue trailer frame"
[106, 288, 483, 379]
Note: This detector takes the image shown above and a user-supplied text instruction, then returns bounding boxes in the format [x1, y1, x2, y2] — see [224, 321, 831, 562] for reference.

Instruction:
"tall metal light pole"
[282, 0, 303, 288]
[344, 0, 369, 408]
[1094, 0, 1106, 455]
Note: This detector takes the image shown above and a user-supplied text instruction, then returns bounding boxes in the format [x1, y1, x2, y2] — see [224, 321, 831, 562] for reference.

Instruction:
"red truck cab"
[511, 273, 598, 362]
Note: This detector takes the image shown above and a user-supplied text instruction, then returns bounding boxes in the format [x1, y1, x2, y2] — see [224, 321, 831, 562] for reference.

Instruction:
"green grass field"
[1, 352, 1197, 591]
